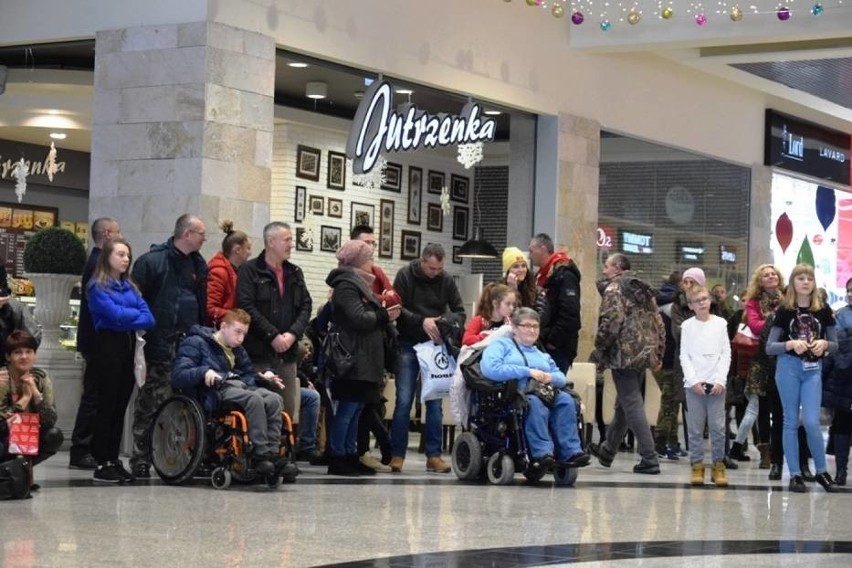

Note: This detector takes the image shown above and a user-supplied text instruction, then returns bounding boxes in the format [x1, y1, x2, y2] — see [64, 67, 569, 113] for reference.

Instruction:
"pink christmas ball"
[695, 13, 707, 25]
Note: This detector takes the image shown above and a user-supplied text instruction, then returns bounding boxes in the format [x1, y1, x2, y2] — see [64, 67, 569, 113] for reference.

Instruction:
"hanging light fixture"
[458, 171, 499, 259]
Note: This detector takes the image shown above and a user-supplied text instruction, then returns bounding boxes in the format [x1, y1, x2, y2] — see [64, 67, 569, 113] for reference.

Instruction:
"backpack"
[0, 457, 31, 500]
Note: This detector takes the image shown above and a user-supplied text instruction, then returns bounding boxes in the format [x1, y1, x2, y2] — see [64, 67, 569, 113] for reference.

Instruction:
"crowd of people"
[2, 212, 850, 495]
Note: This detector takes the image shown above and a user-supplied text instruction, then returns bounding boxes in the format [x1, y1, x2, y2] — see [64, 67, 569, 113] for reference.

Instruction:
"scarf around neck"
[536, 251, 570, 288]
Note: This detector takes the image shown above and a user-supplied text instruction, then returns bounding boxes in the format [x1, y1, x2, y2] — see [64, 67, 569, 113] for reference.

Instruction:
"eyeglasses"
[516, 323, 540, 330]
[189, 230, 206, 238]
[689, 296, 710, 304]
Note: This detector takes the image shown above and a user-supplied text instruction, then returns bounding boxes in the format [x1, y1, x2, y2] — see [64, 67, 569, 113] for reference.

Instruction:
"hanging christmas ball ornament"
[811, 3, 824, 15]
[552, 3, 565, 18]
[627, 10, 641, 24]
[777, 6, 791, 20]
[695, 13, 707, 25]
[662, 6, 674, 19]
[535, 0, 546, 6]
[600, 19, 612, 31]
[571, 11, 585, 24]
[729, 6, 743, 21]
[526, 0, 537, 6]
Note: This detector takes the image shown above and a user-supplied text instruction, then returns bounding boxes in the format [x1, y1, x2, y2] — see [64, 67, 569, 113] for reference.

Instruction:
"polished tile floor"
[7, 438, 852, 567]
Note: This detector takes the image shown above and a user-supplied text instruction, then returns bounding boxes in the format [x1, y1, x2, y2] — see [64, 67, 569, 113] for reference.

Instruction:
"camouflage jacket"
[594, 272, 665, 371]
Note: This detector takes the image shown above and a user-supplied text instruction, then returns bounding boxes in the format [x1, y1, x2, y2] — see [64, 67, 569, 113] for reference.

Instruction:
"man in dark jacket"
[528, 233, 581, 372]
[389, 243, 466, 474]
[129, 214, 209, 477]
[68, 216, 120, 470]
[237, 221, 312, 430]
[591, 253, 665, 475]
[172, 309, 286, 475]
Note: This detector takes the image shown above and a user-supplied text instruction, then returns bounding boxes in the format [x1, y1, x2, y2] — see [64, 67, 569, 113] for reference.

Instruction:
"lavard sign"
[346, 80, 497, 174]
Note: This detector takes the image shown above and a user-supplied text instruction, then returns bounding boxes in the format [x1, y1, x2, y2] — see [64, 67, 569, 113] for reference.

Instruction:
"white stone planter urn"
[25, 273, 80, 353]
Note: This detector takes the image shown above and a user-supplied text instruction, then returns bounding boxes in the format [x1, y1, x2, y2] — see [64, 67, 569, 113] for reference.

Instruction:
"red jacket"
[207, 251, 237, 327]
[370, 264, 394, 299]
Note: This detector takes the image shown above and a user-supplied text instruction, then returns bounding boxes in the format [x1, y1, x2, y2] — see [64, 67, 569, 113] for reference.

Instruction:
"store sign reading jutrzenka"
[346, 80, 497, 174]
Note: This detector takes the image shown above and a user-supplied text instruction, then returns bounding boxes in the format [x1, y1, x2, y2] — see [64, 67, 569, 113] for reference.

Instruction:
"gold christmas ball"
[627, 10, 641, 24]
[729, 6, 743, 21]
[662, 6, 674, 19]
[526, 0, 537, 6]
[552, 4, 565, 17]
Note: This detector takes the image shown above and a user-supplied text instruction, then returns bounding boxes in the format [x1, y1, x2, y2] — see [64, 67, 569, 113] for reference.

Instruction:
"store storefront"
[766, 110, 852, 305]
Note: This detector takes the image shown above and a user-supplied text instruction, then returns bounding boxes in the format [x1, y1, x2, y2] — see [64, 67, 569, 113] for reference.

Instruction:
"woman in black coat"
[325, 240, 401, 476]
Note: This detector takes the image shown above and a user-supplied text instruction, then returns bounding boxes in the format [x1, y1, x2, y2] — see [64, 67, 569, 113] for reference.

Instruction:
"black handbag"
[0, 457, 31, 500]
[512, 339, 557, 407]
[383, 324, 400, 375]
[323, 328, 356, 380]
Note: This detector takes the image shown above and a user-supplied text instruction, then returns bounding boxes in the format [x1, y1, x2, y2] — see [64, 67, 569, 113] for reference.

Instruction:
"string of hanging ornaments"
[507, 0, 845, 31]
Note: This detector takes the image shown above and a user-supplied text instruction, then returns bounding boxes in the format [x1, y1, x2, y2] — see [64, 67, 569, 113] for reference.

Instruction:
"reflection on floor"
[6, 443, 852, 567]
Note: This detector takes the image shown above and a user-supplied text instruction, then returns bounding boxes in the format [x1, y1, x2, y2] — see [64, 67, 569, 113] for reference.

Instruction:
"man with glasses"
[129, 214, 209, 478]
[590, 253, 665, 474]
[68, 217, 121, 469]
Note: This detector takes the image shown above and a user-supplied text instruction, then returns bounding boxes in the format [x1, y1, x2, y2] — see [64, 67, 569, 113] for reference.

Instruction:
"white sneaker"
[360, 453, 392, 473]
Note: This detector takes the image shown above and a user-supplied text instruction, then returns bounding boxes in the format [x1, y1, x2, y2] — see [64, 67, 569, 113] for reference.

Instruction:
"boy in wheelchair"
[172, 309, 292, 476]
[480, 307, 590, 473]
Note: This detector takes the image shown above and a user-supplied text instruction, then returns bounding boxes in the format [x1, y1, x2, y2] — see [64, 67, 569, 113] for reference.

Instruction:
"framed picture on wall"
[426, 203, 443, 232]
[452, 206, 469, 241]
[450, 174, 469, 203]
[400, 230, 421, 260]
[309, 195, 324, 216]
[295, 228, 313, 252]
[428, 170, 445, 195]
[320, 225, 341, 252]
[452, 245, 463, 264]
[381, 162, 403, 192]
[296, 145, 321, 181]
[378, 199, 395, 259]
[327, 151, 346, 190]
[350, 202, 375, 230]
[294, 185, 306, 223]
[327, 198, 343, 218]
[407, 166, 422, 225]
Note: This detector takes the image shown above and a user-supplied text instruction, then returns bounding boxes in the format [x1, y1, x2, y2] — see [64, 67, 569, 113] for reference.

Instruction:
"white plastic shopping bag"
[414, 340, 457, 402]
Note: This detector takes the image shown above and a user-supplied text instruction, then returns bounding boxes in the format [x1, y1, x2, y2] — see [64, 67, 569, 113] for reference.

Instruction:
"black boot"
[728, 441, 751, 462]
[801, 459, 816, 482]
[835, 434, 850, 486]
[768, 463, 782, 481]
[327, 455, 360, 476]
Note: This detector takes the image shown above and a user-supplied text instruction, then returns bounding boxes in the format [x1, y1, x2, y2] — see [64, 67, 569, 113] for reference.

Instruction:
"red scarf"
[536, 251, 570, 288]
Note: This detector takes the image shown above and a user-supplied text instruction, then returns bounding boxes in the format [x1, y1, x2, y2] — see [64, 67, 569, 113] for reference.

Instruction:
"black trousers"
[0, 426, 63, 465]
[357, 401, 391, 457]
[89, 330, 136, 464]
[70, 354, 98, 460]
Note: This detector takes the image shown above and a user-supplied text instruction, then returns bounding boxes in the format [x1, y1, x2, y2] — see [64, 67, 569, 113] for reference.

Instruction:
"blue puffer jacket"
[87, 278, 155, 333]
[172, 325, 257, 413]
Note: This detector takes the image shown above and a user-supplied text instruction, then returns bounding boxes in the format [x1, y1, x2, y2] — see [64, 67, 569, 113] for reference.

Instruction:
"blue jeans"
[775, 353, 827, 475]
[299, 387, 320, 452]
[391, 342, 443, 458]
[684, 387, 726, 464]
[329, 400, 364, 457]
[735, 393, 759, 445]
[524, 391, 582, 460]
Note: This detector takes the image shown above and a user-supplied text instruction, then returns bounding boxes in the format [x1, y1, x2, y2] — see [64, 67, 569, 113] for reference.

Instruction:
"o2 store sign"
[346, 80, 497, 174]
[765, 109, 850, 185]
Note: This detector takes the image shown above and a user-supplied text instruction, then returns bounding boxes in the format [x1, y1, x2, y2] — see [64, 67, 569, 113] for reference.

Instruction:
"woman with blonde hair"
[728, 264, 783, 470]
[766, 264, 837, 492]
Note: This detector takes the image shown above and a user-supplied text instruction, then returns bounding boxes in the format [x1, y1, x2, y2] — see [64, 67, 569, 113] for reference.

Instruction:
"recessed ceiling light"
[305, 81, 327, 100]
[287, 62, 309, 68]
[396, 88, 414, 95]
[49, 132, 67, 140]
[484, 109, 502, 116]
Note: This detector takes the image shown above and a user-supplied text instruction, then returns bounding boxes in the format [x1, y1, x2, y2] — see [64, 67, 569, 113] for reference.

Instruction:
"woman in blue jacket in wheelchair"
[481, 307, 590, 471]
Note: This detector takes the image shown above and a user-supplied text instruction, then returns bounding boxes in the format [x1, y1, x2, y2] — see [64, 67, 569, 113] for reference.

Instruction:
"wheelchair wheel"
[486, 453, 515, 485]
[150, 396, 205, 485]
[554, 465, 579, 487]
[451, 432, 483, 481]
[211, 466, 232, 490]
[523, 467, 547, 483]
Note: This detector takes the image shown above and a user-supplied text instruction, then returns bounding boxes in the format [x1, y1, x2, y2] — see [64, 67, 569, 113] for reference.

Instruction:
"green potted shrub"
[23, 227, 87, 351]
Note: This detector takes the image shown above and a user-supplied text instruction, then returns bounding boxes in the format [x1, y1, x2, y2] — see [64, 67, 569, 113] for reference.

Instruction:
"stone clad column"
[748, 165, 774, 273]
[556, 112, 601, 362]
[89, 22, 275, 255]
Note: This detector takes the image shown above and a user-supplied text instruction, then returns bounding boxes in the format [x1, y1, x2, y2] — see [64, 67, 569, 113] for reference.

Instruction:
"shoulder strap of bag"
[511, 338, 530, 367]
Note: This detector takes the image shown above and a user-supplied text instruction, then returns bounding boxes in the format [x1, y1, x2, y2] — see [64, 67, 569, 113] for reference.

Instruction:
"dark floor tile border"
[312, 540, 852, 567]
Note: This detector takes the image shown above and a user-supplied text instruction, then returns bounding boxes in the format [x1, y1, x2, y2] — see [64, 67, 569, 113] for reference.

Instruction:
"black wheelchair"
[451, 354, 584, 487]
[149, 395, 297, 490]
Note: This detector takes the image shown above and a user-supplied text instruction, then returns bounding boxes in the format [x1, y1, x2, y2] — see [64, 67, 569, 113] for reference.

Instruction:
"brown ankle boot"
[711, 462, 729, 487]
[757, 443, 770, 469]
